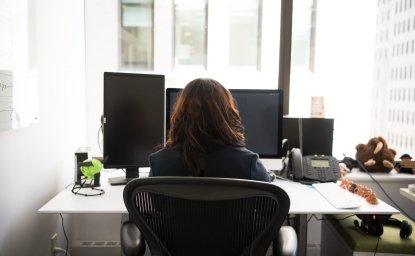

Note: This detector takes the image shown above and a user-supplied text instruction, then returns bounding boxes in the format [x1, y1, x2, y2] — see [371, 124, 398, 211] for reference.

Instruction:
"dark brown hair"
[166, 78, 245, 176]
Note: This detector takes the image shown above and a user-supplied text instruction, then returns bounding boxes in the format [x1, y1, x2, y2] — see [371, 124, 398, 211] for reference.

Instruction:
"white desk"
[400, 188, 415, 202]
[39, 171, 397, 215]
[38, 170, 399, 256]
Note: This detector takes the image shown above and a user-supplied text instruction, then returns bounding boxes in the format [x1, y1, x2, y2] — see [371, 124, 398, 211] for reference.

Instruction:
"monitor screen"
[166, 88, 284, 158]
[103, 72, 165, 185]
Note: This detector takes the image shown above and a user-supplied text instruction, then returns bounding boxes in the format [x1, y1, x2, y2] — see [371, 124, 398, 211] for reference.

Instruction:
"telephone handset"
[289, 148, 341, 182]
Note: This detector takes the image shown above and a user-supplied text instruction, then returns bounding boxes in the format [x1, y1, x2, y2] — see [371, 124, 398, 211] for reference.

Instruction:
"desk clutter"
[338, 136, 414, 175]
[353, 214, 413, 239]
[72, 148, 105, 196]
[338, 178, 378, 205]
[321, 214, 415, 256]
[355, 136, 396, 173]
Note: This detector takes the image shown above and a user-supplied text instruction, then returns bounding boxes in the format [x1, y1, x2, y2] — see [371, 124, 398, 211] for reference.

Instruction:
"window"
[291, 0, 317, 71]
[173, 0, 207, 69]
[92, 0, 408, 158]
[173, 0, 262, 70]
[120, 0, 154, 70]
[227, 0, 262, 69]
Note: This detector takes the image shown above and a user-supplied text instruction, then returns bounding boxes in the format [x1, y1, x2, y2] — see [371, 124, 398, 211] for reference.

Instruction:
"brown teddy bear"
[355, 136, 396, 173]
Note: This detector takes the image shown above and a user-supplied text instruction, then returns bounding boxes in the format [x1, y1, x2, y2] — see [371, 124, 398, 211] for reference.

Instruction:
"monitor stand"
[108, 167, 139, 186]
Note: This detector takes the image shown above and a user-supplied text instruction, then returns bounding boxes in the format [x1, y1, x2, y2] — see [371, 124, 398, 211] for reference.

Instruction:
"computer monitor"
[166, 88, 284, 158]
[103, 72, 165, 185]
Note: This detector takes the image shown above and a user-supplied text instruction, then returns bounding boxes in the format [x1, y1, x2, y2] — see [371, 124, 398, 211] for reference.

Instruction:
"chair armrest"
[120, 221, 146, 256]
[273, 226, 298, 256]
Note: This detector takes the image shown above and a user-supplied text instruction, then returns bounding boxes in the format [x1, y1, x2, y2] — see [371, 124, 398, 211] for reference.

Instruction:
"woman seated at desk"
[149, 78, 271, 182]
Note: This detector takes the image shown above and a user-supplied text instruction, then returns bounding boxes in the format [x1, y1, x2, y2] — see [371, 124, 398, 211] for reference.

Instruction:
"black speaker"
[74, 147, 88, 185]
[354, 219, 384, 236]
[283, 117, 334, 156]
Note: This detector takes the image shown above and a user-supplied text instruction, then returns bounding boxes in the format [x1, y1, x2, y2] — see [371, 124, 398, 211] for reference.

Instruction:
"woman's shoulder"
[210, 145, 270, 182]
[149, 147, 179, 160]
[217, 145, 259, 158]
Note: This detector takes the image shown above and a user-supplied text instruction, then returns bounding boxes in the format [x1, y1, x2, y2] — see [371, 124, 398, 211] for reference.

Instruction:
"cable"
[373, 236, 380, 256]
[58, 213, 71, 256]
[355, 159, 411, 217]
[97, 124, 103, 154]
[306, 214, 355, 224]
[272, 161, 291, 181]
[351, 159, 412, 256]
[268, 139, 290, 177]
[307, 214, 383, 254]
[65, 182, 75, 189]
[277, 155, 288, 173]
[269, 155, 290, 180]
[307, 213, 383, 255]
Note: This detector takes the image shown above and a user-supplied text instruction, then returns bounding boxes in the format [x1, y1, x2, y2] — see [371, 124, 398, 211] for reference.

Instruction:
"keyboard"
[312, 182, 361, 209]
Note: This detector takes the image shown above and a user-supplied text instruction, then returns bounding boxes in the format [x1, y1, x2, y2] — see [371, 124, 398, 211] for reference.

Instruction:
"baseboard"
[71, 240, 121, 256]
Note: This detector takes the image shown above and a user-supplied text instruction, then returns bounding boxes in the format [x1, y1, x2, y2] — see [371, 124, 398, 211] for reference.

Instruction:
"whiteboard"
[0, 71, 13, 131]
[0, 0, 39, 132]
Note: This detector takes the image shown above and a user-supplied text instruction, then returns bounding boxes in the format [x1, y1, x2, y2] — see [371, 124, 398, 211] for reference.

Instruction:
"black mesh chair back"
[123, 177, 290, 256]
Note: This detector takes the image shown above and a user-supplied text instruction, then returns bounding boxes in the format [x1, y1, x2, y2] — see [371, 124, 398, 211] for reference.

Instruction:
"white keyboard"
[312, 182, 361, 209]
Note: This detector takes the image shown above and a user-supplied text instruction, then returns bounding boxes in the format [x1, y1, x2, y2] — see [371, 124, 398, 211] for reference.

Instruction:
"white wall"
[0, 0, 86, 255]
[85, 0, 119, 156]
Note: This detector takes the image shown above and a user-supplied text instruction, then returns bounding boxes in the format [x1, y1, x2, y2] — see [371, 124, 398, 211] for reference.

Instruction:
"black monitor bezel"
[165, 88, 284, 158]
[103, 72, 165, 184]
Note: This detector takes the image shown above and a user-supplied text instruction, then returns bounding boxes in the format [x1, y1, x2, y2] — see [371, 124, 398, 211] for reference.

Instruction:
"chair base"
[121, 221, 146, 256]
[273, 226, 298, 256]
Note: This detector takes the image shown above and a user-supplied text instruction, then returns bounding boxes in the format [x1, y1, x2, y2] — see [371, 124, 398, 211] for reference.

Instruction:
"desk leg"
[293, 214, 307, 256]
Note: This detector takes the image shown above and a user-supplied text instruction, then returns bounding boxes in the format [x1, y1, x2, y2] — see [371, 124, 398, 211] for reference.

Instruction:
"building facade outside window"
[227, 0, 262, 69]
[173, 0, 207, 69]
[114, 0, 381, 159]
[291, 0, 316, 72]
[372, 0, 415, 155]
[120, 0, 154, 70]
[120, 0, 276, 74]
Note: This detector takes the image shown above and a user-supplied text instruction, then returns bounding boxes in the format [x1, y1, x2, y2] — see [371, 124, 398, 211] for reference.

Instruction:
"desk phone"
[290, 148, 341, 182]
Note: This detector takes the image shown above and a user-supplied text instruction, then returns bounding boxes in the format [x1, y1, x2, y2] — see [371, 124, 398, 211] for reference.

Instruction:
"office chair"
[121, 177, 297, 256]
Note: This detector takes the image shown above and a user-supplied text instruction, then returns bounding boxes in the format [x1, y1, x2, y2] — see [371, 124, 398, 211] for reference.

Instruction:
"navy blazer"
[149, 145, 271, 182]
